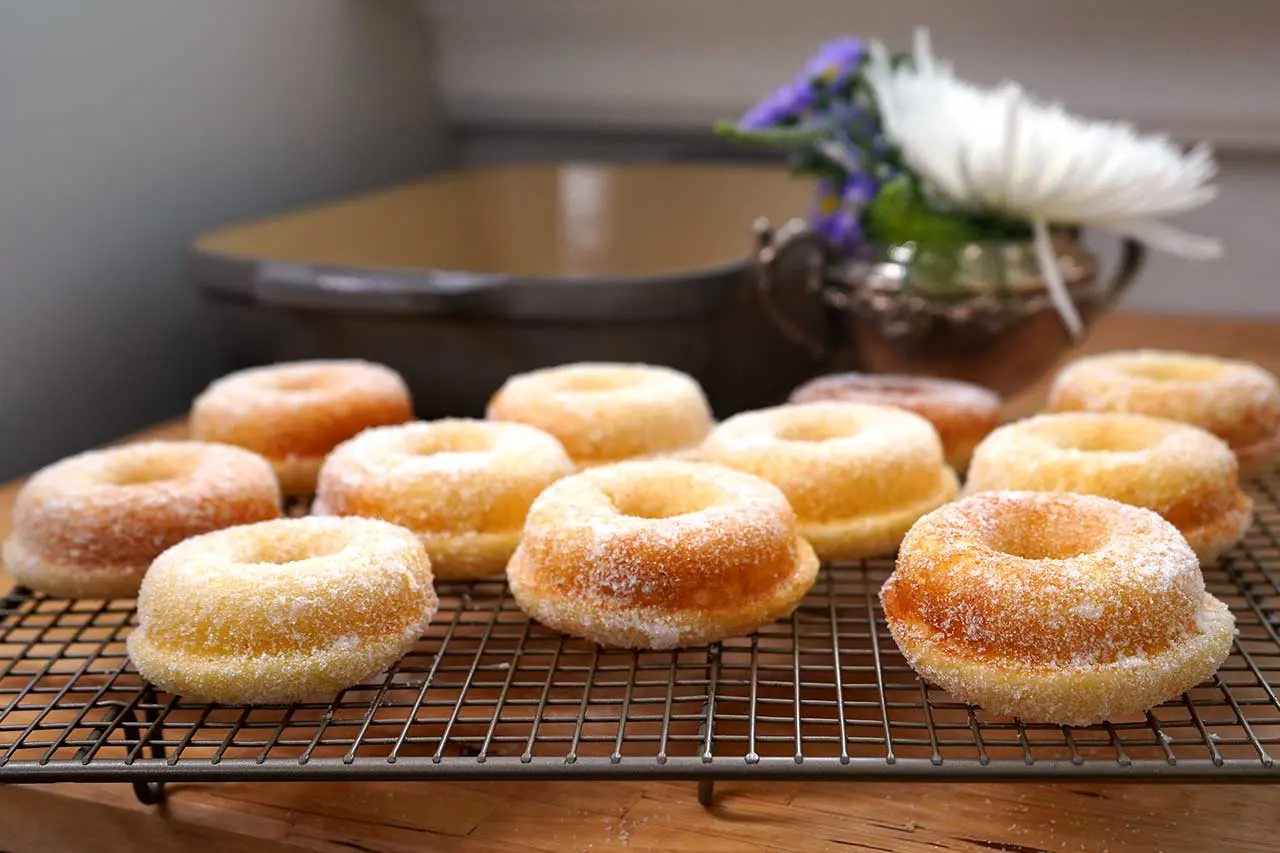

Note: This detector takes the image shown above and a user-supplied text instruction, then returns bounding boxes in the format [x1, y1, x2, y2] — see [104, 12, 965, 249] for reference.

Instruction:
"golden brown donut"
[1046, 349, 1280, 473]
[790, 372, 1001, 470]
[486, 362, 713, 467]
[881, 491, 1235, 726]
[3, 441, 281, 598]
[507, 460, 818, 649]
[128, 516, 436, 704]
[314, 419, 574, 579]
[191, 360, 413, 494]
[966, 413, 1252, 563]
[700, 402, 958, 560]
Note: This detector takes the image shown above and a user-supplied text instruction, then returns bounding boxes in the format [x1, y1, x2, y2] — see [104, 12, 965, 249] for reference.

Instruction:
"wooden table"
[3, 312, 1280, 853]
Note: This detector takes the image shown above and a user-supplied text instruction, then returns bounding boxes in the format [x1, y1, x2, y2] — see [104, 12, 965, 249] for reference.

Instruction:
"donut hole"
[108, 455, 196, 487]
[985, 508, 1110, 561]
[1121, 359, 1224, 382]
[1046, 421, 1159, 454]
[240, 531, 347, 565]
[867, 379, 924, 397]
[775, 418, 858, 443]
[605, 480, 717, 520]
[268, 372, 330, 392]
[553, 373, 626, 393]
[407, 427, 494, 456]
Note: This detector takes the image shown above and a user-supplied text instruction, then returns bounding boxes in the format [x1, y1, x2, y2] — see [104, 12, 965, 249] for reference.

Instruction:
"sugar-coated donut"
[966, 413, 1252, 563]
[3, 441, 281, 599]
[881, 491, 1235, 726]
[790, 372, 1001, 470]
[128, 516, 436, 704]
[486, 363, 713, 467]
[508, 460, 818, 649]
[1047, 349, 1280, 473]
[315, 419, 574, 580]
[191, 360, 413, 495]
[700, 402, 958, 560]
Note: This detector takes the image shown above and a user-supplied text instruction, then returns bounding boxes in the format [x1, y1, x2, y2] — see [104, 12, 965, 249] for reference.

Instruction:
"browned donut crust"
[1046, 350, 1280, 473]
[4, 441, 281, 598]
[791, 373, 1001, 470]
[191, 360, 413, 494]
[507, 460, 818, 649]
[881, 491, 1235, 726]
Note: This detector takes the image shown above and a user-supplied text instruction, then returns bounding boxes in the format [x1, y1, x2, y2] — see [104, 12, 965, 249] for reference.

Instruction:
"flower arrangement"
[718, 29, 1220, 337]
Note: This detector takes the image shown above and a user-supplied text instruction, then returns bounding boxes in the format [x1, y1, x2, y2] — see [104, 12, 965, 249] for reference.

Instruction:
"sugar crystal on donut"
[191, 360, 413, 495]
[881, 491, 1235, 725]
[966, 412, 1253, 563]
[507, 460, 818, 649]
[701, 401, 958, 560]
[3, 441, 282, 599]
[315, 419, 575, 580]
[486, 363, 713, 467]
[1046, 349, 1280, 473]
[127, 516, 436, 704]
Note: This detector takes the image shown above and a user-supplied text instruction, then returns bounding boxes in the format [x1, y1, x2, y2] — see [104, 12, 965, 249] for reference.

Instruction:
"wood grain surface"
[2, 312, 1279, 852]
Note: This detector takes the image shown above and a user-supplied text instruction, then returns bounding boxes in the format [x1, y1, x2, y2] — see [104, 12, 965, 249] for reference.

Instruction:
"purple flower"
[814, 207, 864, 254]
[800, 37, 866, 86]
[737, 81, 815, 130]
[842, 172, 878, 206]
[811, 178, 866, 254]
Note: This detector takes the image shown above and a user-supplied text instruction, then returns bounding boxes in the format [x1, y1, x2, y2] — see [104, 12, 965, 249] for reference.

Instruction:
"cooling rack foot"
[132, 781, 165, 806]
[697, 779, 716, 808]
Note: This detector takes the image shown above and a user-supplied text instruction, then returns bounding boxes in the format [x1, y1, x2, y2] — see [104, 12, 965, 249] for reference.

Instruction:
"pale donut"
[127, 516, 436, 704]
[3, 441, 281, 599]
[486, 362, 713, 467]
[966, 413, 1253, 563]
[700, 402, 958, 560]
[881, 491, 1235, 726]
[507, 460, 818, 649]
[315, 419, 574, 579]
[191, 360, 413, 494]
[790, 372, 1001, 470]
[1047, 349, 1280, 473]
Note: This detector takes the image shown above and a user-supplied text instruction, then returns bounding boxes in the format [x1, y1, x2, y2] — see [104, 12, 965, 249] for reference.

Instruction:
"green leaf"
[712, 121, 825, 146]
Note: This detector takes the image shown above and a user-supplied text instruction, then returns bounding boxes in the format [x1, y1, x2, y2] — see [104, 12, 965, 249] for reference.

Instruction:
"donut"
[966, 413, 1252, 563]
[507, 460, 818, 649]
[191, 360, 413, 495]
[790, 372, 1001, 470]
[1046, 349, 1280, 473]
[127, 516, 436, 704]
[485, 363, 713, 467]
[881, 491, 1235, 726]
[314, 419, 574, 579]
[3, 441, 281, 599]
[699, 402, 958, 560]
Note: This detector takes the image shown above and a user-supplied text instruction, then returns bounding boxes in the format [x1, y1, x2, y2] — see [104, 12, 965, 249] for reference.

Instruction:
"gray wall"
[430, 0, 1280, 318]
[0, 0, 444, 479]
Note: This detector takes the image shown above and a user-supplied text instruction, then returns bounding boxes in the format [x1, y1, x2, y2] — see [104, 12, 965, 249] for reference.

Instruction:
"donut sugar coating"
[790, 372, 1001, 470]
[3, 441, 281, 599]
[191, 360, 413, 495]
[700, 402, 959, 560]
[485, 362, 713, 467]
[966, 413, 1253, 564]
[881, 491, 1235, 726]
[1046, 349, 1280, 473]
[314, 419, 574, 580]
[507, 460, 818, 649]
[128, 516, 436, 704]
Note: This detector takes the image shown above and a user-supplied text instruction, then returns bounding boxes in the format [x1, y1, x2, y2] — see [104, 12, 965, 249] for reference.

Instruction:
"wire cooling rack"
[2, 468, 1279, 806]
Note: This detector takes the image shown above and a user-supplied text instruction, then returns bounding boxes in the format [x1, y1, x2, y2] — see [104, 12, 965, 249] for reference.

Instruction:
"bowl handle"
[754, 217, 831, 360]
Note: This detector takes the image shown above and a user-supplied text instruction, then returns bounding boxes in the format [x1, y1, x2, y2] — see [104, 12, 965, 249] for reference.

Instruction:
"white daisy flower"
[863, 29, 1220, 337]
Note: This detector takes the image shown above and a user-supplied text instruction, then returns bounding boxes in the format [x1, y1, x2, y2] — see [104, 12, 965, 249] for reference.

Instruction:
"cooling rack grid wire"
[2, 467, 1280, 805]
